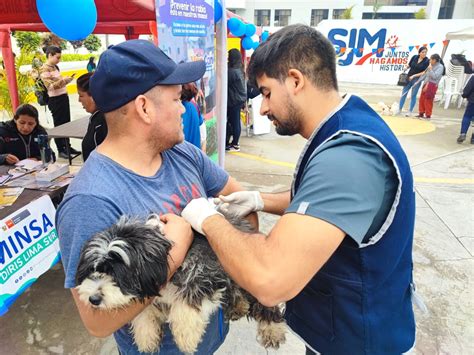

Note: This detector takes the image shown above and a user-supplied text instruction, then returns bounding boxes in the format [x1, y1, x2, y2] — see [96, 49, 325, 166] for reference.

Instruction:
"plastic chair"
[440, 77, 460, 109]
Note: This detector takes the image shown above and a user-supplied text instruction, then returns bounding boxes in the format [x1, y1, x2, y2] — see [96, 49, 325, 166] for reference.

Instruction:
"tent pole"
[0, 29, 19, 111]
[216, 0, 228, 167]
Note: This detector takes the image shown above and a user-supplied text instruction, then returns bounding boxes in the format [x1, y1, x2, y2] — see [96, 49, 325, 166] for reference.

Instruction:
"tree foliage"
[372, 0, 383, 19]
[341, 5, 355, 19]
[69, 40, 84, 53]
[12, 31, 41, 52]
[0, 50, 36, 116]
[414, 8, 427, 19]
[84, 34, 102, 53]
[41, 33, 67, 51]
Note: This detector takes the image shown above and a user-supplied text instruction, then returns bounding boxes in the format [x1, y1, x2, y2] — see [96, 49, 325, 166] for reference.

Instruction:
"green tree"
[341, 5, 355, 19]
[41, 33, 67, 51]
[414, 8, 427, 19]
[372, 0, 383, 19]
[69, 40, 84, 53]
[12, 31, 41, 52]
[84, 34, 102, 53]
[0, 50, 36, 116]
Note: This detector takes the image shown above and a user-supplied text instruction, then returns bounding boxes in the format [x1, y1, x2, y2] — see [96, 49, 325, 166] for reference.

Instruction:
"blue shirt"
[56, 142, 229, 354]
[287, 133, 397, 245]
[181, 101, 203, 148]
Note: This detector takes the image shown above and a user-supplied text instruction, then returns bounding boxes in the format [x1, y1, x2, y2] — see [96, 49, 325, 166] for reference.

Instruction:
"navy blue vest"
[285, 95, 416, 354]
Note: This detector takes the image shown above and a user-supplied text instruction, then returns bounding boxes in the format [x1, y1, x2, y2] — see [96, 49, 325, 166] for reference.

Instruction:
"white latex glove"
[213, 191, 264, 218]
[181, 198, 223, 234]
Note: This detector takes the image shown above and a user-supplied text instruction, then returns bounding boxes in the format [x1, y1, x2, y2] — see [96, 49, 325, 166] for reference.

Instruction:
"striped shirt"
[39, 63, 72, 97]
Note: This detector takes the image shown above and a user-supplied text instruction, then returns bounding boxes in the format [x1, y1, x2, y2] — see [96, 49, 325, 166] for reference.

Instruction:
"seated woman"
[76, 73, 108, 161]
[0, 104, 47, 165]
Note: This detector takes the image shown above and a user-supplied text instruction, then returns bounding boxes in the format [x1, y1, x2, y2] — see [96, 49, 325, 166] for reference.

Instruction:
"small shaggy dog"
[377, 101, 400, 116]
[76, 214, 286, 353]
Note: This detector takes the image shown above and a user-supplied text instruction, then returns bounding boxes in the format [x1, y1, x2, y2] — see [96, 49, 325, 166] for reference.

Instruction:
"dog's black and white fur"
[76, 214, 286, 353]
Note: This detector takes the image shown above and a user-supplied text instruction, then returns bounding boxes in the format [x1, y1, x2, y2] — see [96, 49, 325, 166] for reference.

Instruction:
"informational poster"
[316, 19, 474, 85]
[0, 196, 60, 316]
[155, 0, 218, 161]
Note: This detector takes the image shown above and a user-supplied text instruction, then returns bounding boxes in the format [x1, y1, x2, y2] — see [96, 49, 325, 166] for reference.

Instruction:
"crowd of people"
[1, 24, 472, 355]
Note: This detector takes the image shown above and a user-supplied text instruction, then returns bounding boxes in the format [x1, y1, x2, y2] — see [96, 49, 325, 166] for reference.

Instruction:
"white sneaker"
[405, 112, 414, 117]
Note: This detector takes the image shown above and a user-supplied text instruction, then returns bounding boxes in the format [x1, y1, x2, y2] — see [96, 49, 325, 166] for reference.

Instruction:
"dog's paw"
[169, 303, 207, 354]
[256, 321, 287, 349]
[131, 305, 165, 353]
[227, 297, 250, 321]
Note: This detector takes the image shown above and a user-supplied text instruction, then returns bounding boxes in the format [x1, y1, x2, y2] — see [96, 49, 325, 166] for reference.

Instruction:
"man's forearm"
[260, 190, 291, 215]
[202, 215, 276, 302]
[71, 289, 153, 338]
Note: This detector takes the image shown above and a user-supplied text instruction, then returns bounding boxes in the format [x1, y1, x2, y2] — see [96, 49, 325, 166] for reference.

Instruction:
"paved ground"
[0, 82, 472, 354]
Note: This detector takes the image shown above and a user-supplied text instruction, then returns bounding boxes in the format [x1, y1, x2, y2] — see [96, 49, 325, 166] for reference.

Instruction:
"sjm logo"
[328, 28, 387, 66]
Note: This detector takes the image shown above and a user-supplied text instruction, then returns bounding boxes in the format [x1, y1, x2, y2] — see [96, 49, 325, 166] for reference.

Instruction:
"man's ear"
[286, 69, 305, 95]
[134, 95, 153, 124]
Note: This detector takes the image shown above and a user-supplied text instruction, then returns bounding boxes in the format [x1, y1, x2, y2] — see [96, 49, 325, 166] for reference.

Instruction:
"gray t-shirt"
[286, 133, 397, 245]
[56, 142, 229, 354]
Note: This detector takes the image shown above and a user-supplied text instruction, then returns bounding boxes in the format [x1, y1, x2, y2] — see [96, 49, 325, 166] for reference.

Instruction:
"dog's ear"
[132, 225, 173, 297]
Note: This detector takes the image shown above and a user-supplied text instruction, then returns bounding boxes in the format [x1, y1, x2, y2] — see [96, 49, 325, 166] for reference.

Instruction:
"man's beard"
[268, 97, 303, 136]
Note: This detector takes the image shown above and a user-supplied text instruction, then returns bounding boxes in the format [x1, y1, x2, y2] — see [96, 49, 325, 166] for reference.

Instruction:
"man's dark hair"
[248, 24, 338, 91]
[45, 45, 61, 57]
[77, 72, 93, 94]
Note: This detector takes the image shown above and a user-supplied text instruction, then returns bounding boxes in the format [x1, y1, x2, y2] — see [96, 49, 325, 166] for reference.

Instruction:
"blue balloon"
[37, 0, 97, 41]
[245, 24, 257, 37]
[227, 18, 240, 33]
[214, 0, 223, 23]
[228, 18, 246, 37]
[261, 31, 270, 42]
[252, 41, 259, 50]
[241, 36, 254, 50]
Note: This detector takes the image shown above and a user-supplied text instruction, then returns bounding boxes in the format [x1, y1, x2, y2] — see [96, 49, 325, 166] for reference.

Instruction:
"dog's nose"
[89, 295, 102, 306]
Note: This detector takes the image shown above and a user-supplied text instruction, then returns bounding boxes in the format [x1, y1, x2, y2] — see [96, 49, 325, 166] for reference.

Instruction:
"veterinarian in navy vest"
[181, 25, 417, 354]
[56, 40, 254, 354]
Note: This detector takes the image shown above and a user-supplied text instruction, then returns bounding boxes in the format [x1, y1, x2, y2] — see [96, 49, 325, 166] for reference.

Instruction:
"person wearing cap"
[56, 40, 252, 354]
[178, 25, 417, 354]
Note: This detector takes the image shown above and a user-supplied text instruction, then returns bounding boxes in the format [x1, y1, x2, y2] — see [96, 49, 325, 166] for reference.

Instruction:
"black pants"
[48, 94, 71, 152]
[226, 104, 242, 146]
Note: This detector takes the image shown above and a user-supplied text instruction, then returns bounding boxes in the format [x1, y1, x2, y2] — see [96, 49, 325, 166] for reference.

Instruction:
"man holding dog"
[180, 24, 417, 354]
[57, 40, 249, 354]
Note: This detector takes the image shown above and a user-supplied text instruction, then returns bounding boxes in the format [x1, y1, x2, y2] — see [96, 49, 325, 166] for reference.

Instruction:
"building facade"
[227, 0, 473, 27]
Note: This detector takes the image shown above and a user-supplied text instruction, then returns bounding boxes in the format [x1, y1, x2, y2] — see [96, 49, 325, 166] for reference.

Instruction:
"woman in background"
[40, 45, 80, 159]
[417, 54, 445, 120]
[181, 82, 205, 150]
[76, 73, 108, 161]
[87, 57, 96, 73]
[456, 76, 474, 144]
[397, 46, 429, 117]
[226, 48, 246, 152]
[0, 104, 47, 164]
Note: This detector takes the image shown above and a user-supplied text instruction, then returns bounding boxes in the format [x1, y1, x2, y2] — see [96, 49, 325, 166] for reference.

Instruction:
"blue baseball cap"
[90, 39, 206, 113]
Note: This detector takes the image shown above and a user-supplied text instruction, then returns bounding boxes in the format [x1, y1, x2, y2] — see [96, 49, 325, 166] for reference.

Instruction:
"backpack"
[34, 78, 49, 106]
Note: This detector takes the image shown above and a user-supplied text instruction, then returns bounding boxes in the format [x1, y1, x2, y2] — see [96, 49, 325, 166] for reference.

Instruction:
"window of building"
[364, 0, 427, 5]
[254, 9, 271, 26]
[362, 12, 415, 19]
[274, 9, 291, 26]
[438, 0, 455, 19]
[311, 9, 329, 26]
[332, 9, 345, 19]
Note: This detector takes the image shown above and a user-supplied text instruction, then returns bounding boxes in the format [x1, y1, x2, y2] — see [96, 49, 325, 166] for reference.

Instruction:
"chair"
[440, 77, 460, 109]
[440, 63, 465, 109]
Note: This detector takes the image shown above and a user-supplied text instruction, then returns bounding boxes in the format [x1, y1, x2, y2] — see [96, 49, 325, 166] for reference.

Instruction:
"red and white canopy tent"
[0, 0, 158, 109]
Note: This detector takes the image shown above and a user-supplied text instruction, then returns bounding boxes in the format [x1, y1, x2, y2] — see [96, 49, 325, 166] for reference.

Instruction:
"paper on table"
[15, 159, 43, 171]
[0, 187, 24, 208]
